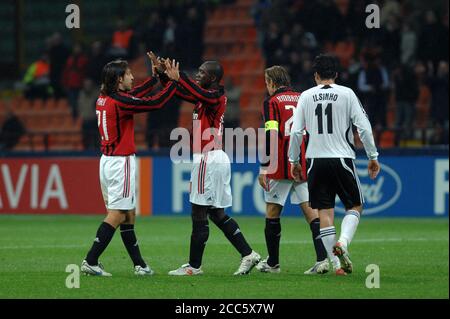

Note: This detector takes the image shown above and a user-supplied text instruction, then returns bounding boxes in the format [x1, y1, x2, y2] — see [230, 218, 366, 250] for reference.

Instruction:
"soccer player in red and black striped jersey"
[150, 54, 261, 276]
[256, 66, 329, 275]
[81, 54, 179, 276]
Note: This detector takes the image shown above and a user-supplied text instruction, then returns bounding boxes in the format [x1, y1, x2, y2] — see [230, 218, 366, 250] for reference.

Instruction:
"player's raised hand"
[368, 159, 381, 180]
[165, 59, 180, 81]
[147, 51, 165, 75]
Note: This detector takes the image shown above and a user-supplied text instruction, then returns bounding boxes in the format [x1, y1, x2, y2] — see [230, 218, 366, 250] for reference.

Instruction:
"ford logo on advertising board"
[335, 160, 402, 215]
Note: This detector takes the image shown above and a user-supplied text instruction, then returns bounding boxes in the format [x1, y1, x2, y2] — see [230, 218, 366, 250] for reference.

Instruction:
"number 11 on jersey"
[315, 103, 333, 134]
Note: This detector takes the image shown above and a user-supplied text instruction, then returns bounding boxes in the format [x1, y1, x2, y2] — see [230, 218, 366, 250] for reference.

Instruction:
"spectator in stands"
[223, 77, 241, 128]
[146, 92, 181, 150]
[381, 14, 401, 69]
[109, 19, 135, 60]
[48, 32, 70, 99]
[273, 34, 293, 66]
[295, 54, 315, 92]
[429, 61, 449, 127]
[400, 21, 417, 66]
[393, 65, 419, 132]
[86, 41, 107, 85]
[182, 6, 205, 70]
[139, 12, 164, 55]
[418, 10, 449, 73]
[0, 104, 25, 151]
[23, 53, 52, 100]
[78, 78, 99, 150]
[162, 16, 181, 62]
[428, 123, 448, 145]
[358, 53, 390, 128]
[63, 43, 89, 120]
[287, 51, 303, 86]
[263, 22, 281, 66]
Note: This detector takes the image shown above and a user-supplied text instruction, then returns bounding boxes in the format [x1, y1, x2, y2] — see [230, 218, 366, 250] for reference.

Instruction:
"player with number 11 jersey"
[257, 66, 328, 275]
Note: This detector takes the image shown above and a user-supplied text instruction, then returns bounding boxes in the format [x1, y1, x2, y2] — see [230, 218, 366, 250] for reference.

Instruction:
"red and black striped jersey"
[261, 87, 308, 180]
[174, 72, 226, 154]
[96, 76, 176, 156]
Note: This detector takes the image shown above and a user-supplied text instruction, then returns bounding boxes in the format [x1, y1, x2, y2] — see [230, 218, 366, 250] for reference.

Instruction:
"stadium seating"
[203, 0, 265, 129]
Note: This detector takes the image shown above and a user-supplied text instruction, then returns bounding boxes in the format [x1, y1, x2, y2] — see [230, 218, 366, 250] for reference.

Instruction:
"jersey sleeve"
[288, 94, 306, 164]
[177, 72, 222, 105]
[111, 81, 177, 114]
[128, 76, 158, 98]
[157, 71, 197, 103]
[349, 89, 379, 160]
[261, 99, 279, 167]
[174, 85, 198, 103]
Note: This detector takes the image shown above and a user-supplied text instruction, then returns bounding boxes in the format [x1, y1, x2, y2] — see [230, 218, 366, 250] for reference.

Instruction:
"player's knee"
[208, 208, 226, 224]
[266, 203, 282, 219]
[348, 205, 363, 215]
[192, 204, 209, 221]
[191, 221, 209, 241]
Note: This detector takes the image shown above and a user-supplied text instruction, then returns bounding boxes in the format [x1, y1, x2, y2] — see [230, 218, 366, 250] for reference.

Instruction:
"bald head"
[196, 61, 224, 88]
[202, 61, 223, 83]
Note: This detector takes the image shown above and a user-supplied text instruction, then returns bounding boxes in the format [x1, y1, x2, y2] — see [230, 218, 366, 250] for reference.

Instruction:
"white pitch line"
[0, 237, 446, 250]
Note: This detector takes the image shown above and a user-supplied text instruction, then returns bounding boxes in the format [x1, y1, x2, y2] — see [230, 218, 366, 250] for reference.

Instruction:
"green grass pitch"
[0, 215, 448, 299]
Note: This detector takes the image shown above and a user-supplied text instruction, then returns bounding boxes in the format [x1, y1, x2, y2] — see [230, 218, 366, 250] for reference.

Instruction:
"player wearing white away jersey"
[288, 54, 381, 275]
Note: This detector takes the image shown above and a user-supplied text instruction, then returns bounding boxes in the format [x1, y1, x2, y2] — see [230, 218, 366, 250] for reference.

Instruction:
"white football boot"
[168, 263, 203, 276]
[134, 265, 155, 276]
[303, 259, 329, 275]
[233, 251, 261, 275]
[81, 260, 112, 277]
[256, 257, 281, 273]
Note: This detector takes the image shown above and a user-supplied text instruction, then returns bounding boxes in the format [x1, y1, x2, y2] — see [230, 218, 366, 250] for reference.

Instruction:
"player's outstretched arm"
[128, 77, 158, 98]
[127, 52, 160, 98]
[169, 62, 222, 105]
[151, 55, 197, 104]
[111, 80, 177, 113]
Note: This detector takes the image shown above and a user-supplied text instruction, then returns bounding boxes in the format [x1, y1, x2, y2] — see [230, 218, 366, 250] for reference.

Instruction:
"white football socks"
[320, 226, 340, 269]
[339, 210, 360, 248]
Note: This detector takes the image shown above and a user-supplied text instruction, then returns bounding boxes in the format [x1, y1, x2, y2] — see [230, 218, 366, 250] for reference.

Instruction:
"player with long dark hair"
[80, 54, 179, 276]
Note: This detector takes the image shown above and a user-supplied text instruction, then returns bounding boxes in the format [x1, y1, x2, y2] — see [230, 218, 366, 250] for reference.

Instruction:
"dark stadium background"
[0, 0, 448, 301]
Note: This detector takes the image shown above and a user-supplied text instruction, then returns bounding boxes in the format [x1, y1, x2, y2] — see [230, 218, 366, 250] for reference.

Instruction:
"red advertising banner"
[0, 158, 105, 214]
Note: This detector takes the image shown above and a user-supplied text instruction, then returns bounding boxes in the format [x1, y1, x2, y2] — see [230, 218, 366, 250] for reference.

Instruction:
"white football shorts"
[99, 154, 136, 210]
[264, 178, 309, 206]
[190, 150, 232, 208]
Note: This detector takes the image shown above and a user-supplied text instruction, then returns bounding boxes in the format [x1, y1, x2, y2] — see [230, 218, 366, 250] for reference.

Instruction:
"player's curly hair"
[100, 60, 129, 95]
[312, 54, 339, 80]
[265, 65, 291, 88]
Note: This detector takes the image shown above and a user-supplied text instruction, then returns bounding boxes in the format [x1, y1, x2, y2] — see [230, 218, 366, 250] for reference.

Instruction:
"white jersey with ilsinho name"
[289, 83, 379, 160]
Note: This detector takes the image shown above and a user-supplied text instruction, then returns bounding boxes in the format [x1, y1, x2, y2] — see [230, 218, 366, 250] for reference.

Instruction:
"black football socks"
[189, 220, 210, 269]
[265, 218, 281, 267]
[85, 222, 116, 265]
[120, 224, 146, 268]
[310, 218, 328, 262]
[214, 215, 252, 258]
